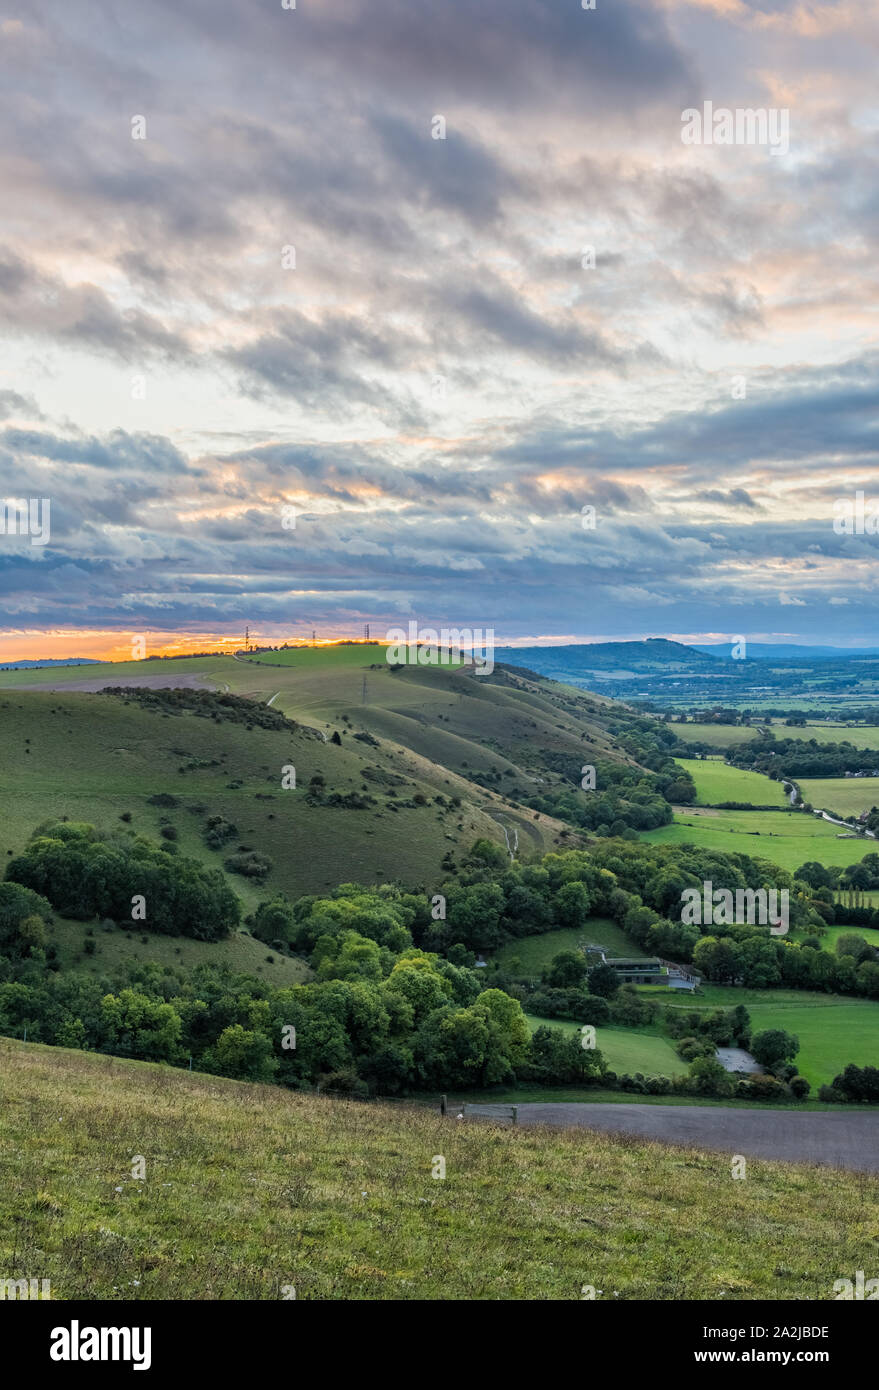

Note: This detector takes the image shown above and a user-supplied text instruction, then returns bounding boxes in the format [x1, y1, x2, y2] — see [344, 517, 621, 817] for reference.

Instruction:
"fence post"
[512, 1106, 518, 1125]
[440, 1094, 446, 1116]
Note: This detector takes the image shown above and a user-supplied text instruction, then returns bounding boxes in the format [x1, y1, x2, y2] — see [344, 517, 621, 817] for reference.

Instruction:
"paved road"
[474, 1103, 879, 1173]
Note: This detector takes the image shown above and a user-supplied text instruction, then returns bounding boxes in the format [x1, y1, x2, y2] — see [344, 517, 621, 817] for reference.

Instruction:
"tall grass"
[2, 1040, 877, 1300]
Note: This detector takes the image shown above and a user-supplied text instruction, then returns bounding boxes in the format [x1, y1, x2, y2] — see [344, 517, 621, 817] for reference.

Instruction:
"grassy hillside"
[2, 1039, 876, 1301]
[42, 916, 310, 987]
[0, 684, 576, 902]
[0, 646, 666, 899]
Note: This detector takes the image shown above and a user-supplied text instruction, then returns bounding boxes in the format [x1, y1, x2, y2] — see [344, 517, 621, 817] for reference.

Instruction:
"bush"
[747, 1074, 788, 1102]
[818, 1084, 844, 1104]
[224, 850, 274, 880]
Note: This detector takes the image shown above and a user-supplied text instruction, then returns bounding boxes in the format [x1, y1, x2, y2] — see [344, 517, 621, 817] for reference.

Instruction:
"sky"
[1, 0, 878, 661]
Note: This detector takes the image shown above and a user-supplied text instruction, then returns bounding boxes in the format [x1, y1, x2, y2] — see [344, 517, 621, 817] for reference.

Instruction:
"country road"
[464, 1102, 879, 1174]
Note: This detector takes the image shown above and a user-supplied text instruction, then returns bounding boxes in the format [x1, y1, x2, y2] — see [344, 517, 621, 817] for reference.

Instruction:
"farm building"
[604, 957, 665, 985]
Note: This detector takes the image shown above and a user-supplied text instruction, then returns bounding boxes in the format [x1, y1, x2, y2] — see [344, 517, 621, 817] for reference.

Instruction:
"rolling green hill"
[2, 1039, 876, 1300]
[0, 687, 568, 903]
[0, 647, 658, 900]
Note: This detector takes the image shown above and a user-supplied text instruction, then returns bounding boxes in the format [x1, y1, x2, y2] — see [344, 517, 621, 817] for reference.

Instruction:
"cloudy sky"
[1, 0, 878, 659]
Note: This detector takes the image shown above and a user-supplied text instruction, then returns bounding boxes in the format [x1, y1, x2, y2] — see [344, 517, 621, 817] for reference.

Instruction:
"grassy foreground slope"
[2, 1041, 877, 1301]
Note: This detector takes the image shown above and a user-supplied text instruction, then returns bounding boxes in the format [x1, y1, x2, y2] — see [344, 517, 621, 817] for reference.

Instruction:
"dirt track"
[475, 1102, 879, 1173]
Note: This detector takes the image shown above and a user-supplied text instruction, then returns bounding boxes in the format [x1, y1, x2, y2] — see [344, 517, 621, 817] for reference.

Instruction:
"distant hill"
[692, 643, 879, 662]
[496, 639, 715, 676]
[0, 658, 102, 669]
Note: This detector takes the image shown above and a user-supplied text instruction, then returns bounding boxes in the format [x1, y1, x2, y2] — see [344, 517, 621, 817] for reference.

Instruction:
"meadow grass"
[798, 776, 879, 818]
[43, 917, 311, 988]
[641, 809, 873, 872]
[2, 1040, 877, 1301]
[671, 724, 760, 748]
[0, 690, 565, 902]
[789, 923, 879, 953]
[525, 1015, 683, 1077]
[676, 758, 789, 806]
[777, 723, 879, 751]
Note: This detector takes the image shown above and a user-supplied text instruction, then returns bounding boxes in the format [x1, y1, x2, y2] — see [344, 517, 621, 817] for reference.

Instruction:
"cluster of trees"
[795, 856, 879, 894]
[4, 811, 878, 1101]
[521, 756, 681, 837]
[728, 734, 879, 781]
[6, 821, 239, 939]
[510, 706, 700, 836]
[665, 1003, 751, 1050]
[821, 1065, 879, 1104]
[0, 936, 603, 1099]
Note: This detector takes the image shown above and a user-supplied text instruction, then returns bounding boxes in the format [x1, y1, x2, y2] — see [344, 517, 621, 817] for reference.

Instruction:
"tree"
[202, 1024, 278, 1083]
[751, 1028, 799, 1072]
[688, 1055, 733, 1096]
[836, 932, 873, 964]
[250, 896, 297, 945]
[474, 988, 530, 1060]
[587, 963, 620, 998]
[553, 881, 591, 928]
[97, 989, 183, 1063]
[546, 950, 588, 989]
[523, 1025, 606, 1084]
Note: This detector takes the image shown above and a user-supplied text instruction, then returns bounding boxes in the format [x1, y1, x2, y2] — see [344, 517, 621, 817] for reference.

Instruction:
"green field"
[775, 723, 879, 750]
[525, 1015, 682, 1077]
[5, 1040, 873, 1300]
[789, 923, 879, 953]
[676, 758, 788, 806]
[641, 808, 874, 873]
[658, 986, 879, 1089]
[798, 776, 879, 818]
[671, 723, 760, 747]
[492, 920, 638, 975]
